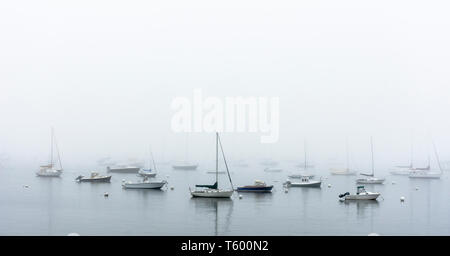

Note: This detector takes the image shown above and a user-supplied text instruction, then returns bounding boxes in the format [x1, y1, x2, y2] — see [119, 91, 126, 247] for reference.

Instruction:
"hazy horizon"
[1, 1, 450, 171]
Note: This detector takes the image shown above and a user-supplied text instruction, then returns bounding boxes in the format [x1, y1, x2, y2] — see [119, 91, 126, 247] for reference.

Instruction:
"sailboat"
[138, 148, 157, 178]
[330, 138, 357, 175]
[173, 133, 198, 170]
[409, 141, 442, 179]
[190, 133, 234, 198]
[36, 128, 63, 177]
[289, 140, 314, 178]
[356, 137, 385, 184]
[390, 142, 415, 176]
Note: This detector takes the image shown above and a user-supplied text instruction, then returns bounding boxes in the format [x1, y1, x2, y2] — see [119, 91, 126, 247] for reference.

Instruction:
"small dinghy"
[122, 177, 167, 189]
[339, 186, 380, 200]
[283, 176, 322, 188]
[237, 180, 273, 193]
[76, 172, 111, 182]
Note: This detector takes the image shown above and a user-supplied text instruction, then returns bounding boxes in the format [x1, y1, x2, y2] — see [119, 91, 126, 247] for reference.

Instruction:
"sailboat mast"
[432, 140, 443, 173]
[216, 132, 219, 185]
[50, 127, 53, 167]
[150, 147, 157, 172]
[346, 137, 350, 171]
[218, 133, 234, 190]
[304, 140, 307, 170]
[370, 137, 374, 176]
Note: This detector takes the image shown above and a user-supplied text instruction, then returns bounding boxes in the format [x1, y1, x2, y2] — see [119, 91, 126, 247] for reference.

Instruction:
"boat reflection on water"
[190, 198, 234, 236]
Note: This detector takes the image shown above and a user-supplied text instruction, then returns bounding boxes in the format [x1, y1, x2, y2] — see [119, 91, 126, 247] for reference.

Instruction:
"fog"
[1, 1, 450, 171]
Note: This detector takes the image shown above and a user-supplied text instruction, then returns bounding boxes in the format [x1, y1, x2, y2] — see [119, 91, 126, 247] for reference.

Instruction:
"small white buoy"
[239, 195, 243, 199]
[67, 233, 80, 236]
[415, 187, 419, 191]
[328, 184, 331, 188]
[368, 233, 380, 236]
[339, 198, 345, 202]
[400, 196, 405, 202]
[104, 192, 109, 197]
[284, 189, 288, 193]
[170, 186, 174, 190]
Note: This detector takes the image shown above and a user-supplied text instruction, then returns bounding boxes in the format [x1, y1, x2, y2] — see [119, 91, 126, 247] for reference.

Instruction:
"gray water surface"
[1, 162, 449, 236]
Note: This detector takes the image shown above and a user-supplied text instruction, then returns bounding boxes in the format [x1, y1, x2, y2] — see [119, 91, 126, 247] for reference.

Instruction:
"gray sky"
[1, 1, 450, 170]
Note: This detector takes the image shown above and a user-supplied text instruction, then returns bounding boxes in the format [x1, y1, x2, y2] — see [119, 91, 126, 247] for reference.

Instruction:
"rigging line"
[217, 133, 234, 190]
[150, 146, 157, 172]
[54, 131, 63, 170]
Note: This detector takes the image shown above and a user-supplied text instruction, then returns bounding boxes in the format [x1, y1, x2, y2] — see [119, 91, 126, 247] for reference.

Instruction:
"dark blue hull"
[236, 186, 273, 193]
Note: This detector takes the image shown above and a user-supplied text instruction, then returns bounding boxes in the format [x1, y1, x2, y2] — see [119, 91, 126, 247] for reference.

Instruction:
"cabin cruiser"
[76, 172, 111, 182]
[283, 176, 322, 188]
[236, 180, 273, 193]
[122, 177, 167, 189]
[339, 186, 380, 200]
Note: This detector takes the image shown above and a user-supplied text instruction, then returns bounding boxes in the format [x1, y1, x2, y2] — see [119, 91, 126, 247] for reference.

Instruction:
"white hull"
[138, 170, 157, 177]
[122, 180, 167, 189]
[344, 193, 380, 200]
[286, 180, 321, 188]
[107, 166, 140, 173]
[288, 174, 315, 179]
[409, 172, 441, 179]
[190, 189, 234, 198]
[36, 169, 62, 177]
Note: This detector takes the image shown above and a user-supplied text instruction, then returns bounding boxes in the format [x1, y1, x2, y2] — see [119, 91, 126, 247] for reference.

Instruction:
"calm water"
[1, 162, 449, 236]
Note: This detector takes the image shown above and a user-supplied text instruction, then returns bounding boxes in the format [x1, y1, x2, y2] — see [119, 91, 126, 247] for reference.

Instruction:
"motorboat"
[236, 180, 273, 193]
[283, 176, 322, 188]
[107, 165, 140, 173]
[122, 177, 167, 189]
[76, 172, 111, 182]
[339, 186, 380, 200]
[190, 133, 234, 198]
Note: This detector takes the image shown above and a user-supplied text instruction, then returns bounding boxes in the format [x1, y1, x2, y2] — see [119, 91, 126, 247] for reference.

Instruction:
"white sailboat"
[289, 140, 315, 178]
[190, 133, 234, 198]
[330, 138, 357, 175]
[138, 148, 157, 178]
[36, 128, 63, 177]
[173, 133, 198, 170]
[356, 137, 385, 184]
[409, 141, 443, 179]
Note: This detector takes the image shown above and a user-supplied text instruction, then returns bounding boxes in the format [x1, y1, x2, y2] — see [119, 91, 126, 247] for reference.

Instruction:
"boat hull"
[172, 165, 198, 170]
[107, 167, 140, 173]
[36, 169, 62, 177]
[344, 193, 379, 200]
[78, 176, 112, 182]
[190, 189, 234, 198]
[236, 186, 273, 193]
[122, 181, 167, 189]
[287, 181, 322, 188]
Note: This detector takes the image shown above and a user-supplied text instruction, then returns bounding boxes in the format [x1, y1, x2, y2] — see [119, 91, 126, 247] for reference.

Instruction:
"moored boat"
[237, 180, 273, 193]
[283, 176, 322, 188]
[122, 177, 167, 189]
[76, 172, 111, 182]
[339, 186, 380, 200]
[36, 128, 63, 178]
